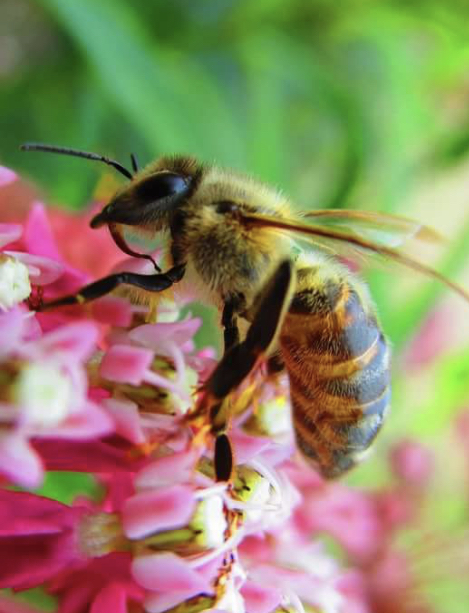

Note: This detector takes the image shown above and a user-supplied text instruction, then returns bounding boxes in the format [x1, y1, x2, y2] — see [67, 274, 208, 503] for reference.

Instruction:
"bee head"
[90, 156, 202, 230]
[90, 172, 193, 229]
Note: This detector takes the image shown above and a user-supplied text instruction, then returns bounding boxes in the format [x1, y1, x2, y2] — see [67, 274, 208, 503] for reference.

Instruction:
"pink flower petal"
[23, 202, 62, 260]
[47, 552, 144, 613]
[134, 448, 199, 488]
[389, 440, 434, 487]
[0, 166, 17, 187]
[0, 434, 43, 488]
[42, 401, 114, 440]
[90, 582, 128, 613]
[0, 223, 22, 249]
[36, 439, 147, 473]
[41, 262, 89, 299]
[141, 369, 184, 398]
[123, 485, 196, 539]
[112, 252, 162, 274]
[4, 250, 64, 285]
[241, 580, 282, 613]
[231, 430, 273, 464]
[404, 306, 454, 370]
[129, 318, 202, 351]
[296, 484, 382, 563]
[131, 552, 210, 592]
[24, 321, 99, 362]
[100, 345, 154, 385]
[91, 296, 133, 328]
[187, 349, 217, 379]
[0, 307, 31, 358]
[144, 590, 203, 613]
[47, 204, 128, 277]
[193, 553, 225, 582]
[0, 490, 86, 590]
[103, 398, 145, 444]
[0, 489, 83, 535]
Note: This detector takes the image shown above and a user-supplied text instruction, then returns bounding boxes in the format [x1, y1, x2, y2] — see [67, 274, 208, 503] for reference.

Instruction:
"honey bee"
[21, 143, 469, 480]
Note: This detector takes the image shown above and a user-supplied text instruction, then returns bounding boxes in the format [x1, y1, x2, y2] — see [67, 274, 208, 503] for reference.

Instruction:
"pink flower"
[240, 534, 345, 613]
[0, 195, 72, 312]
[240, 580, 283, 613]
[2, 166, 468, 613]
[389, 440, 434, 488]
[293, 480, 384, 564]
[33, 437, 147, 473]
[403, 306, 456, 370]
[122, 485, 197, 539]
[0, 490, 88, 589]
[132, 552, 211, 599]
[0, 166, 17, 187]
[0, 222, 22, 249]
[47, 203, 128, 279]
[0, 309, 112, 487]
[49, 553, 144, 613]
[95, 317, 206, 447]
[106, 317, 203, 399]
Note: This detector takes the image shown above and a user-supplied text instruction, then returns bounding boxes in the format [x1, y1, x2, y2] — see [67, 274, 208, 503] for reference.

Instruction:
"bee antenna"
[130, 153, 139, 173]
[20, 143, 134, 180]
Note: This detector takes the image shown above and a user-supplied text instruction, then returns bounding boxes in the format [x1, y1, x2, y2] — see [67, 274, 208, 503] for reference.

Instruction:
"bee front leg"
[197, 259, 295, 481]
[37, 264, 186, 310]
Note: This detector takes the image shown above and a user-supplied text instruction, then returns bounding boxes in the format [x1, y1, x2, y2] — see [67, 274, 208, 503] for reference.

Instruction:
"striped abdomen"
[279, 261, 391, 478]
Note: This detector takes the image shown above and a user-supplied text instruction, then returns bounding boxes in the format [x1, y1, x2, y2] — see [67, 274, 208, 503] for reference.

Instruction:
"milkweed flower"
[0, 210, 63, 310]
[0, 308, 113, 487]
[2, 165, 468, 613]
[0, 489, 89, 589]
[0, 165, 17, 187]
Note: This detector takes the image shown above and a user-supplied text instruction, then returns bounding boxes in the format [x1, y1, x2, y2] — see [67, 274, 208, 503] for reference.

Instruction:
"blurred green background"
[2, 0, 469, 343]
[2, 1, 469, 610]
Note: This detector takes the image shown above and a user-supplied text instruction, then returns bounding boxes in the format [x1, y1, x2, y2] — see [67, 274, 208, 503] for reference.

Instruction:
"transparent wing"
[299, 209, 443, 248]
[241, 211, 469, 304]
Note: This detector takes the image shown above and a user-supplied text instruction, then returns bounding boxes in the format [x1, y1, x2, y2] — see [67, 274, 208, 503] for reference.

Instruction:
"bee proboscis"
[21, 143, 469, 480]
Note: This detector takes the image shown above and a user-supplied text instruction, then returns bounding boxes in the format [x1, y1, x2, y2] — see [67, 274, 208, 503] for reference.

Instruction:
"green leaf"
[237, 31, 366, 206]
[33, 471, 102, 505]
[35, 0, 244, 165]
[0, 588, 57, 612]
[404, 347, 469, 437]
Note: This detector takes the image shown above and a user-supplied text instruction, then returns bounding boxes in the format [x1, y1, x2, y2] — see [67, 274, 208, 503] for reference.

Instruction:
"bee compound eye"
[135, 172, 190, 203]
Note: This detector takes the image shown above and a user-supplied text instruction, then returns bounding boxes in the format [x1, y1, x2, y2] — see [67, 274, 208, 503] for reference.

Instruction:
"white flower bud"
[192, 493, 227, 549]
[258, 396, 291, 436]
[0, 254, 31, 310]
[13, 362, 73, 427]
[174, 366, 198, 414]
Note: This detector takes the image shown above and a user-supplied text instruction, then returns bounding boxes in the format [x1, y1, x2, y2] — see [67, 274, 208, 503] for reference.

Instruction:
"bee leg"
[221, 293, 245, 354]
[37, 264, 186, 310]
[214, 433, 233, 482]
[198, 259, 295, 481]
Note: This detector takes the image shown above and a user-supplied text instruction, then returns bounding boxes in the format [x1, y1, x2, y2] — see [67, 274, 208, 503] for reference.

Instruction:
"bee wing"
[242, 212, 469, 304]
[300, 209, 443, 247]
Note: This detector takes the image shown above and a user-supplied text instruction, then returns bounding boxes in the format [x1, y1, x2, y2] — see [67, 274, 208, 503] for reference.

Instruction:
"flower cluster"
[1, 166, 468, 613]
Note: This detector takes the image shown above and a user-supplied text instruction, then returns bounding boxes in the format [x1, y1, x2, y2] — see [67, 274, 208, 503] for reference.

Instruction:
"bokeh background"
[2, 1, 469, 611]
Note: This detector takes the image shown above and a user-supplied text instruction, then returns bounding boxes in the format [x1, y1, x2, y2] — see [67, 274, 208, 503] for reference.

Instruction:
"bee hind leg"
[196, 259, 295, 481]
[36, 264, 186, 310]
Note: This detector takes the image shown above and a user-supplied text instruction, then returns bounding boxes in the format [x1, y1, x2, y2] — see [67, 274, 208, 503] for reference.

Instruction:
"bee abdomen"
[281, 275, 391, 478]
